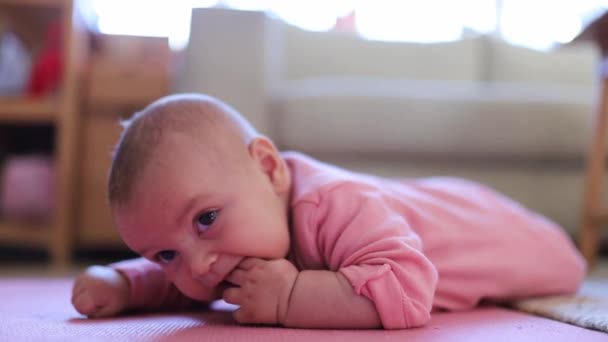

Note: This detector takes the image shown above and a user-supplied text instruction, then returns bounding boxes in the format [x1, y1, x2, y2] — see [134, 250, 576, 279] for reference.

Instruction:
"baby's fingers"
[225, 269, 247, 286]
[222, 287, 241, 305]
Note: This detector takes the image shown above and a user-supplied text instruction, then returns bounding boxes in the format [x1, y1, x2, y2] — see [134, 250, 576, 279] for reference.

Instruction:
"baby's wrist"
[110, 268, 132, 310]
[278, 270, 299, 326]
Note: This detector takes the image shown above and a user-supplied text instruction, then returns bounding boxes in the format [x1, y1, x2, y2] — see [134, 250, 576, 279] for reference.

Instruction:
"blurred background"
[84, 0, 608, 51]
[0, 0, 607, 271]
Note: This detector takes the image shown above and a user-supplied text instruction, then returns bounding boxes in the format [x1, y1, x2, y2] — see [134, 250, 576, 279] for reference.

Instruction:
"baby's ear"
[248, 137, 290, 194]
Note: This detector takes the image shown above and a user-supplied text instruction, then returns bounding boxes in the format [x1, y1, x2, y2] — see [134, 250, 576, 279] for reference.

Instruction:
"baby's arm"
[285, 269, 382, 328]
[72, 258, 199, 318]
[286, 184, 438, 329]
[224, 184, 438, 329]
[223, 258, 381, 328]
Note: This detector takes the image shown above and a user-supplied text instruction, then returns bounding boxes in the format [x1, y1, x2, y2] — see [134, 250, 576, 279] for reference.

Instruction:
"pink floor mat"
[1, 278, 606, 341]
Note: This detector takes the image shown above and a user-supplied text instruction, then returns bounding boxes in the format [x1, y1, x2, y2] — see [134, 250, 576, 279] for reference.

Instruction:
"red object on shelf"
[27, 20, 63, 97]
[334, 11, 357, 33]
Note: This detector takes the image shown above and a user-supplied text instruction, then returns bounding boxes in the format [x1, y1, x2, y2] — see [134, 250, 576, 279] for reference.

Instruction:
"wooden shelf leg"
[50, 0, 80, 270]
[580, 74, 608, 268]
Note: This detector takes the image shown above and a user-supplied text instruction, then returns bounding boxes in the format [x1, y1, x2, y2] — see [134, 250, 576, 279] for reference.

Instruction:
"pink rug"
[1, 278, 606, 341]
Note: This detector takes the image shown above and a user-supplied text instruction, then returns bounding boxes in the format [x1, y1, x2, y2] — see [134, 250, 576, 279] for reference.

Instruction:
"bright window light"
[461, 0, 497, 34]
[224, 0, 355, 32]
[499, 0, 608, 50]
[355, 0, 465, 43]
[90, 0, 219, 50]
[88, 0, 608, 51]
[221, 0, 275, 11]
[500, 0, 584, 50]
[272, 0, 354, 32]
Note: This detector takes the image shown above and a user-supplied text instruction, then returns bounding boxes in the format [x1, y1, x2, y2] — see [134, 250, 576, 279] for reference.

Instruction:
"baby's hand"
[223, 258, 298, 325]
[71, 265, 130, 318]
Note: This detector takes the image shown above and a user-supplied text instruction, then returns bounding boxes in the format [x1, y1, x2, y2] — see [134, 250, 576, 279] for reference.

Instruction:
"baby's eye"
[196, 210, 218, 232]
[156, 250, 177, 263]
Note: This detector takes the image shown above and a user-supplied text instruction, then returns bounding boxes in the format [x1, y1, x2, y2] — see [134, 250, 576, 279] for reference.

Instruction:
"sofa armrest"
[176, 8, 283, 136]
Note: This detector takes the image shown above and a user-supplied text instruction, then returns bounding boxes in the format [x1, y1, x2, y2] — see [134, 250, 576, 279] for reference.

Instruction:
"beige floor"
[0, 262, 87, 277]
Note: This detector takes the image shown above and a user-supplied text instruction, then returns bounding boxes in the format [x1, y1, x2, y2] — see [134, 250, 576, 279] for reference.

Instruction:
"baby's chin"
[182, 281, 229, 302]
[178, 255, 245, 301]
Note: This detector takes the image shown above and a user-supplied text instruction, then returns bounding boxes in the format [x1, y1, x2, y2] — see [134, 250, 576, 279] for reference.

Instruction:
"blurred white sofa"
[177, 7, 602, 234]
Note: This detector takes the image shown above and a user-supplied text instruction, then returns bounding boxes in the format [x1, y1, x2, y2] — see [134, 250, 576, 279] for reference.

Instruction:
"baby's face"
[114, 133, 291, 301]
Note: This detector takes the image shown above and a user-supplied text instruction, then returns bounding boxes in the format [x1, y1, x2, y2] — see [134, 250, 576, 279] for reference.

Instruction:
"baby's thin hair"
[107, 93, 258, 207]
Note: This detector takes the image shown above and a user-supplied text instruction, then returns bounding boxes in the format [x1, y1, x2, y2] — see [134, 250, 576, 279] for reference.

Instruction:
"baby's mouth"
[218, 280, 234, 290]
[211, 280, 235, 300]
[217, 267, 239, 288]
[213, 265, 241, 292]
[206, 267, 237, 289]
[206, 255, 243, 290]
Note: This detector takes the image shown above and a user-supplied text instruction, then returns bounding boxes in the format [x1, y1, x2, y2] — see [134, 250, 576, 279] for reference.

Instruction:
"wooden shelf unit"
[0, 0, 84, 268]
[0, 0, 66, 7]
[0, 98, 58, 122]
[0, 221, 50, 248]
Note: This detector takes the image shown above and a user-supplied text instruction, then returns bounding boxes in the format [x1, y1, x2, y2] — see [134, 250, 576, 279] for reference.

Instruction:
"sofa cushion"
[273, 78, 594, 160]
[283, 28, 483, 81]
[490, 38, 598, 85]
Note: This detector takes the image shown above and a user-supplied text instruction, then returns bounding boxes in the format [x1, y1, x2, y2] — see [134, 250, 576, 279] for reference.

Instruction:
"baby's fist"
[223, 258, 298, 325]
[71, 265, 130, 318]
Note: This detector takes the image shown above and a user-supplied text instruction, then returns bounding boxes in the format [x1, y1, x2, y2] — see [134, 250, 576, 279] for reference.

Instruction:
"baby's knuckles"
[72, 265, 130, 317]
[225, 258, 297, 325]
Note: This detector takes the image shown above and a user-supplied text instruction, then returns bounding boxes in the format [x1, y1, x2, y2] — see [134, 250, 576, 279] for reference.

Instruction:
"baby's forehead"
[139, 128, 251, 190]
[111, 96, 255, 207]
[155, 128, 245, 168]
[138, 96, 255, 154]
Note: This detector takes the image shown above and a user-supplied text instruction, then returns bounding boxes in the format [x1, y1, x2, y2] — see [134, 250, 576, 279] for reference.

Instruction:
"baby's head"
[108, 93, 292, 300]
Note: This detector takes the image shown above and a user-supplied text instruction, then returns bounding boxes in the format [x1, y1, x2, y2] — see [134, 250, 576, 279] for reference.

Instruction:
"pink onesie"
[112, 152, 586, 329]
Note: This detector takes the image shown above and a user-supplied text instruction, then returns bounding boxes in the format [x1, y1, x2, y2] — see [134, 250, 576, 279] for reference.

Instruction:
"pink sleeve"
[308, 184, 439, 329]
[110, 258, 200, 311]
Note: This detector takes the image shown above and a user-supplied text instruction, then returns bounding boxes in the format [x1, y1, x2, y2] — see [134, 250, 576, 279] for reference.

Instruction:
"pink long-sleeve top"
[113, 152, 586, 329]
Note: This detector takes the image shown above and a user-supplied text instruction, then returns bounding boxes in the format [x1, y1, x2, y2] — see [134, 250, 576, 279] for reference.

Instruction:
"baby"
[71, 93, 586, 329]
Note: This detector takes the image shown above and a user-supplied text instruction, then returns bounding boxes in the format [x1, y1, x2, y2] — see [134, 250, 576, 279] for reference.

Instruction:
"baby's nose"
[189, 253, 218, 278]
